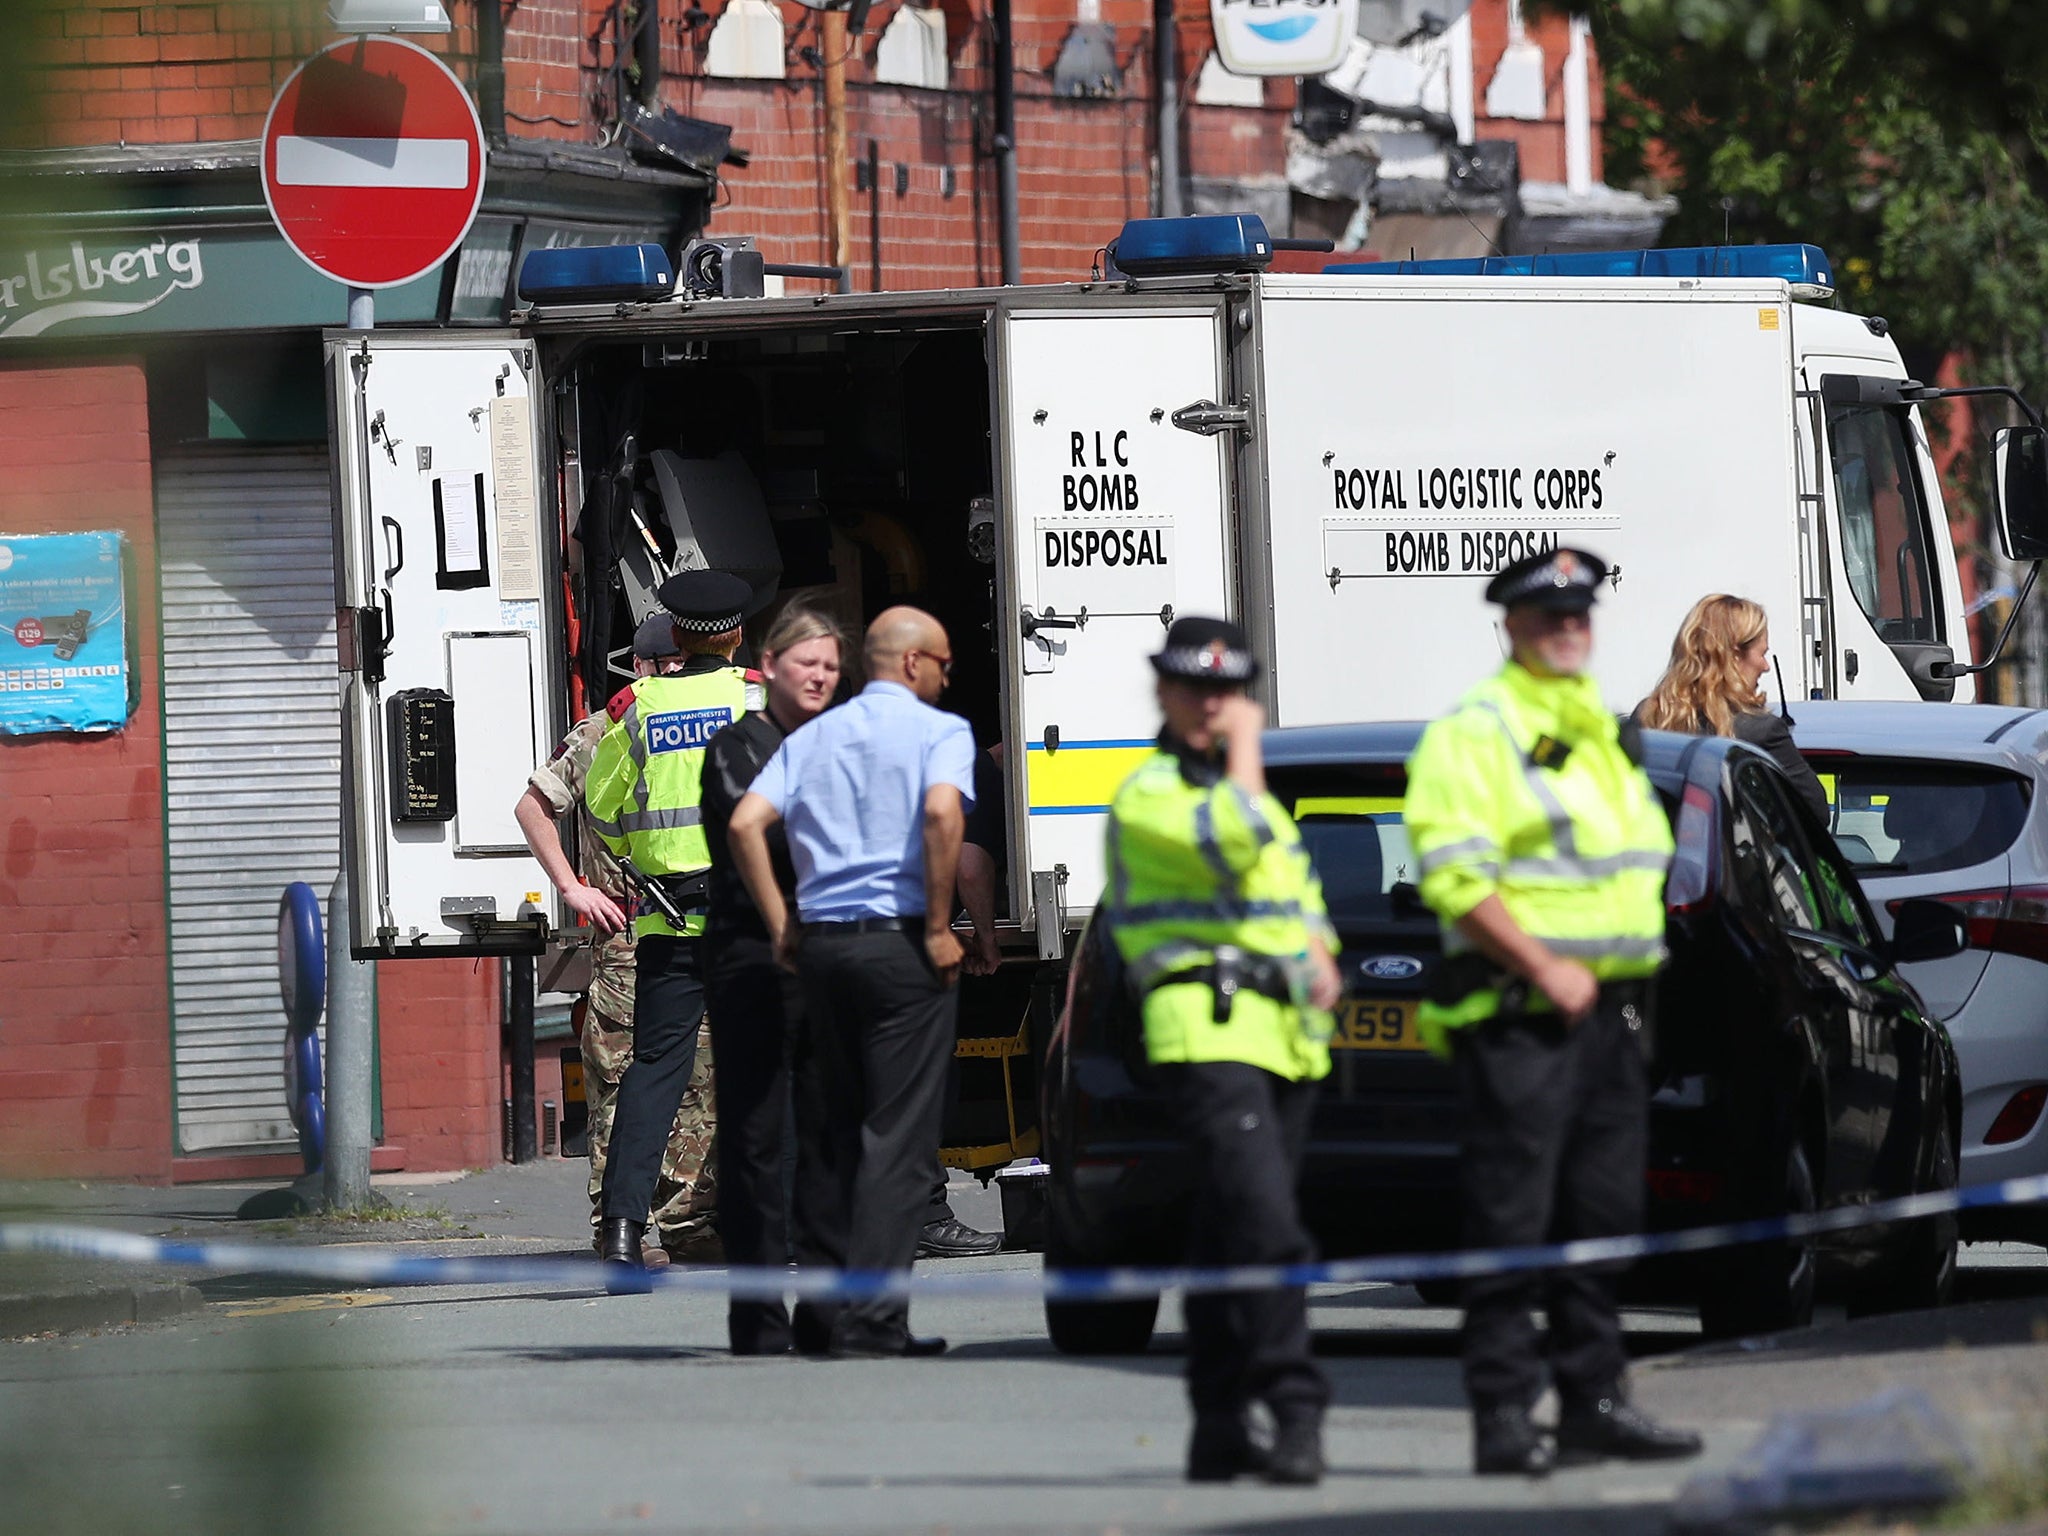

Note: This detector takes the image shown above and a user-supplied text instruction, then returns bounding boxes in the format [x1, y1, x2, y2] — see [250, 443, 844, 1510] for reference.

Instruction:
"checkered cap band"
[1153, 644, 1256, 682]
[672, 608, 744, 635]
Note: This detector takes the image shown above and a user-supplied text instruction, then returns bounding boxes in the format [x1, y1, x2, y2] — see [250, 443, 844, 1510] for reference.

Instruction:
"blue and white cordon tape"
[6, 1173, 2048, 1303]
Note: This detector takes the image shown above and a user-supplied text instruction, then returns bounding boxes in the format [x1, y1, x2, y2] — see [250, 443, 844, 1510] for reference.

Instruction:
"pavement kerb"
[0, 1282, 206, 1340]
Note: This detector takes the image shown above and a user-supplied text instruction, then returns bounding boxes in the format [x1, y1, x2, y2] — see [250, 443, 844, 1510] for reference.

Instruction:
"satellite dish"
[1355, 0, 1473, 48]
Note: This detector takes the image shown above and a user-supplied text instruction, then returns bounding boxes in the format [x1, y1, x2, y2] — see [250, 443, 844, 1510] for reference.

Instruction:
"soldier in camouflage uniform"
[513, 616, 718, 1263]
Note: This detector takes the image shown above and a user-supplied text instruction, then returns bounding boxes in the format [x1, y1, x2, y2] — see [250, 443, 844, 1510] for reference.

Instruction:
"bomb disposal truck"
[326, 214, 2048, 1164]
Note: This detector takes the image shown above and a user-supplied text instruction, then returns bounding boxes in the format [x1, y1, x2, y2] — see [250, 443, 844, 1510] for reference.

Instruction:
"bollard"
[323, 865, 378, 1211]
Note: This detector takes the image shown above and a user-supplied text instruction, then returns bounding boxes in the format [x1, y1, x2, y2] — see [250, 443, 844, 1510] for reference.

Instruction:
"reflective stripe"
[618, 700, 651, 817]
[1471, 698, 1577, 858]
[1116, 897, 1306, 925]
[1504, 849, 1671, 881]
[1233, 785, 1276, 850]
[1127, 938, 1211, 990]
[1192, 796, 1235, 887]
[1545, 935, 1666, 962]
[587, 807, 624, 838]
[1418, 836, 1499, 878]
[616, 806, 704, 833]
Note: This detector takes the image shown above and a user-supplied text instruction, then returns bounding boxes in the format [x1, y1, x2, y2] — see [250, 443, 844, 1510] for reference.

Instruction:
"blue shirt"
[751, 680, 978, 921]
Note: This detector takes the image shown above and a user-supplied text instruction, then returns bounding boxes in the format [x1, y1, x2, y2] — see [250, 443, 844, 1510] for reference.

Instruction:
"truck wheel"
[1043, 1220, 1159, 1355]
[1698, 1137, 1818, 1342]
[1847, 1116, 1958, 1319]
[1044, 1292, 1160, 1355]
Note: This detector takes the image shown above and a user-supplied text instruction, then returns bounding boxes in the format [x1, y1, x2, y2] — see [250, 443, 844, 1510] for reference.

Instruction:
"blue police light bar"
[1327, 242, 1835, 297]
[517, 243, 676, 304]
[1110, 214, 1274, 277]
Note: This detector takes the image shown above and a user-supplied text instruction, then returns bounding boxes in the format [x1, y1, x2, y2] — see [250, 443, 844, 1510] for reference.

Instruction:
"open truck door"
[994, 300, 1235, 949]
[328, 333, 562, 959]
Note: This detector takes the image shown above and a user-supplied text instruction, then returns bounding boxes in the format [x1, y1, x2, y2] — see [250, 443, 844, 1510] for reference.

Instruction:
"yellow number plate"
[1331, 998, 1425, 1052]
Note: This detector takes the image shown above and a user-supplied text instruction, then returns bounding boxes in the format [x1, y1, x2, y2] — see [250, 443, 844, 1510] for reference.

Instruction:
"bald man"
[730, 606, 976, 1356]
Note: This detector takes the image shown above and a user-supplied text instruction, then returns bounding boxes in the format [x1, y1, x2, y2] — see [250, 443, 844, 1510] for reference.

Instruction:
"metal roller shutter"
[157, 449, 340, 1154]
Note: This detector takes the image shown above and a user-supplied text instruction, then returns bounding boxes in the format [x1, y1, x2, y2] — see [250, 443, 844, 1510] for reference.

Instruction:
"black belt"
[800, 915, 926, 935]
[1145, 947, 1294, 1025]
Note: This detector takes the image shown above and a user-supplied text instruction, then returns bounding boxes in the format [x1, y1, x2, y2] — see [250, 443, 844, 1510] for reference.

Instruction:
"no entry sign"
[262, 36, 485, 290]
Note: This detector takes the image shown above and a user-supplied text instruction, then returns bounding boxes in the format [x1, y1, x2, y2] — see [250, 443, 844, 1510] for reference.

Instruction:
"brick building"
[0, 0, 1647, 1181]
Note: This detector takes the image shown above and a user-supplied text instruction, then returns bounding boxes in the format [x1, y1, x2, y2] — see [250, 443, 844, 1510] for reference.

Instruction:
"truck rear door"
[993, 299, 1235, 937]
[327, 333, 561, 958]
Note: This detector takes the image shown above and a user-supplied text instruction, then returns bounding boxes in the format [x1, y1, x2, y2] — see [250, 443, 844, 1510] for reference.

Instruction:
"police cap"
[632, 612, 682, 661]
[1150, 615, 1260, 684]
[1483, 546, 1609, 613]
[654, 569, 750, 635]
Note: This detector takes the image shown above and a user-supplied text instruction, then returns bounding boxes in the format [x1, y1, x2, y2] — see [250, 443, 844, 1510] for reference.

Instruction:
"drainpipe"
[636, 0, 663, 107]
[992, 0, 1020, 283]
[477, 0, 506, 142]
[1153, 0, 1181, 217]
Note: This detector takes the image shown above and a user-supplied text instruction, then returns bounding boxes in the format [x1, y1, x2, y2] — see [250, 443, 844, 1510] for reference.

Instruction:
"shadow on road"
[473, 1343, 726, 1364]
[1673, 1293, 2048, 1371]
[1192, 1507, 1660, 1535]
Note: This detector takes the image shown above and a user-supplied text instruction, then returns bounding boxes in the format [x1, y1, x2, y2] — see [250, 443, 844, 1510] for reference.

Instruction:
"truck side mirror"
[1993, 425, 2048, 561]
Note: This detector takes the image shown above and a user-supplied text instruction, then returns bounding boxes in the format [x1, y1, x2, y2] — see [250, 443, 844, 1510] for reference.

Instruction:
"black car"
[1041, 724, 1968, 1351]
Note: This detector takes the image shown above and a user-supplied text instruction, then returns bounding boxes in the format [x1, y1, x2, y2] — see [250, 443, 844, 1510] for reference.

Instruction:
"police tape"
[6, 1172, 2048, 1305]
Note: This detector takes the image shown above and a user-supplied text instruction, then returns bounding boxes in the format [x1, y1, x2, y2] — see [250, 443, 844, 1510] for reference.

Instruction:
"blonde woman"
[1637, 595, 1827, 819]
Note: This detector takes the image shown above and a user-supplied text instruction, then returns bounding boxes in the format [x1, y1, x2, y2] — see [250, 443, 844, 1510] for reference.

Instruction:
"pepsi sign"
[1211, 0, 1354, 78]
[646, 707, 733, 755]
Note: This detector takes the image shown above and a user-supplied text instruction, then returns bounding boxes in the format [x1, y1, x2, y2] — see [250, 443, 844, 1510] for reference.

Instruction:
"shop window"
[874, 4, 948, 90]
[706, 0, 786, 79]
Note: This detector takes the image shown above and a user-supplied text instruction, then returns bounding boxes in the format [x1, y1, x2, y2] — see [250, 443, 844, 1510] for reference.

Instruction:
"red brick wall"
[378, 958, 505, 1170]
[1467, 0, 1602, 186]
[0, 360, 172, 1182]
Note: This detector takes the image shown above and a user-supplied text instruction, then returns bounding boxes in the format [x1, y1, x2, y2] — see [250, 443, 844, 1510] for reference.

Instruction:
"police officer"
[513, 613, 719, 1267]
[1103, 616, 1341, 1486]
[585, 570, 753, 1275]
[1405, 547, 1702, 1476]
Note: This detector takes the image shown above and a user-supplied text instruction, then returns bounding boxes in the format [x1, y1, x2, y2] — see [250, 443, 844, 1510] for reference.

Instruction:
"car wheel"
[1846, 1116, 1958, 1319]
[1043, 1217, 1160, 1355]
[1697, 1136, 1818, 1342]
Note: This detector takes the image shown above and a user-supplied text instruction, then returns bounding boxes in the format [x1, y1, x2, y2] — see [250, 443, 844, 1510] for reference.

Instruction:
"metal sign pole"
[323, 866, 378, 1210]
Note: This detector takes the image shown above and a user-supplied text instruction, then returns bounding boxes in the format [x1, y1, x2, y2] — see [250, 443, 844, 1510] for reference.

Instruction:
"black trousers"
[705, 932, 841, 1353]
[1156, 1061, 1331, 1424]
[599, 935, 704, 1226]
[1454, 991, 1647, 1414]
[797, 924, 958, 1344]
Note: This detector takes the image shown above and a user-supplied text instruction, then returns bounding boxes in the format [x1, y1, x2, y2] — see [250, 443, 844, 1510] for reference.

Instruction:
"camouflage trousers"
[581, 999, 718, 1252]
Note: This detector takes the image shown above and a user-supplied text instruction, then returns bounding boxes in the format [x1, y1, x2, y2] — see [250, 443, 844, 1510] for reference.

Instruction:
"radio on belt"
[388, 688, 457, 823]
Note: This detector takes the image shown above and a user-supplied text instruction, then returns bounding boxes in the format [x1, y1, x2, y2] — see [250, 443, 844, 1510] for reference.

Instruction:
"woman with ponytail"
[1637, 594, 1828, 819]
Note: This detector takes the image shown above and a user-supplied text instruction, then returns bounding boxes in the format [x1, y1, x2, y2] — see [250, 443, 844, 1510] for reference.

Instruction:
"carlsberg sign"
[1211, 0, 1354, 77]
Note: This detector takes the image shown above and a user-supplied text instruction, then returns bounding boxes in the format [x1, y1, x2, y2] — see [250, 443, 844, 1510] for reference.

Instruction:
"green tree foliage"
[1592, 19, 2048, 394]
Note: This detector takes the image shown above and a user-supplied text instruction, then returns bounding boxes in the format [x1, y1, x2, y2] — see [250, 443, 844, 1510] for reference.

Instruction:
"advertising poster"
[0, 531, 130, 736]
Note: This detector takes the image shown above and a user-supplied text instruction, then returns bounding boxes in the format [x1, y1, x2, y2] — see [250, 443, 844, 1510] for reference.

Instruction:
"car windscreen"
[1809, 757, 2030, 876]
[1267, 764, 1421, 924]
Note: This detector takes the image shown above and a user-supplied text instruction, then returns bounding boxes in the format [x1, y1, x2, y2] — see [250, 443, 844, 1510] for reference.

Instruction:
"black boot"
[1556, 1396, 1703, 1465]
[1473, 1405, 1554, 1478]
[600, 1217, 650, 1295]
[1264, 1414, 1324, 1486]
[1186, 1413, 1267, 1482]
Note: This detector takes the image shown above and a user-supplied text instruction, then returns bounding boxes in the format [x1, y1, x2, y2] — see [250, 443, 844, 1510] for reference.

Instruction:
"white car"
[1794, 701, 2048, 1242]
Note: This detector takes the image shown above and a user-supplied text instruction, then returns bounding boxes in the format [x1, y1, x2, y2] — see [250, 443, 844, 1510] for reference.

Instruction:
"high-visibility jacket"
[1104, 745, 1335, 1083]
[1405, 661, 1672, 1053]
[584, 664, 748, 939]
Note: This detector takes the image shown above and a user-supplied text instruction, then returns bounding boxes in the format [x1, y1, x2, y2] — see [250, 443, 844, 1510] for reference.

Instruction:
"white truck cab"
[325, 216, 2046, 967]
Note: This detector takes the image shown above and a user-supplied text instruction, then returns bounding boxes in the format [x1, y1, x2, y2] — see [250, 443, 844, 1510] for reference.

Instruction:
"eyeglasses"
[913, 650, 954, 679]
